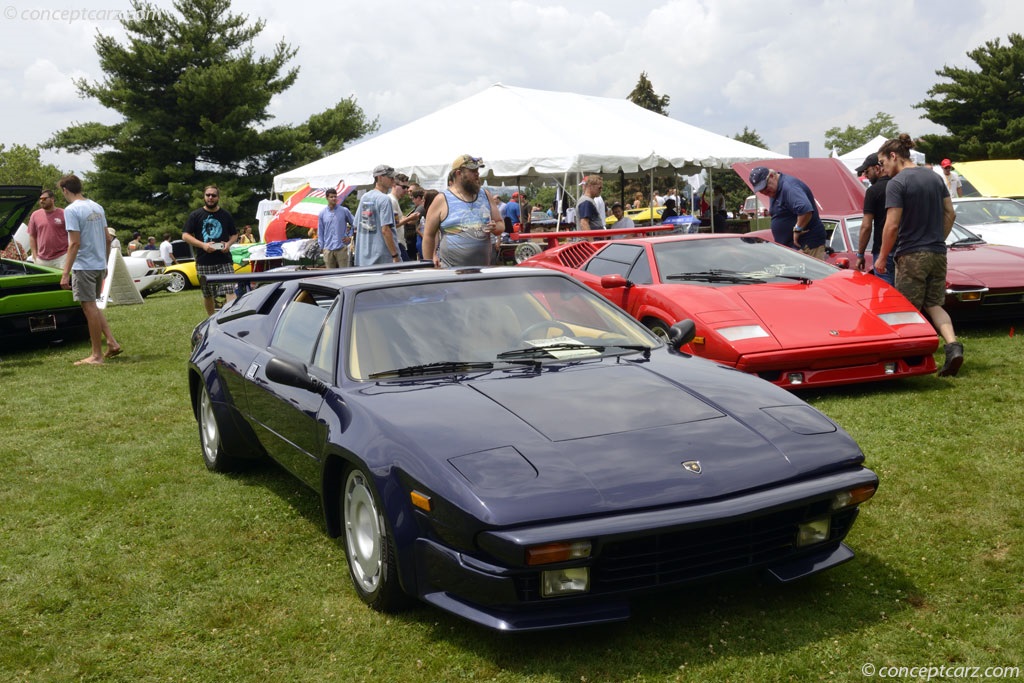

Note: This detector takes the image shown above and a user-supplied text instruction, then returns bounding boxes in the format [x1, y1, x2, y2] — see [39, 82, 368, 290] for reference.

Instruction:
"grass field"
[2, 290, 1022, 682]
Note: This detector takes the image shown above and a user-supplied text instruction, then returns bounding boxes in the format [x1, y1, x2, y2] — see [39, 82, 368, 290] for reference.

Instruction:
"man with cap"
[748, 166, 828, 260]
[855, 152, 895, 284]
[940, 159, 963, 198]
[423, 155, 504, 268]
[354, 164, 399, 267]
[502, 191, 523, 232]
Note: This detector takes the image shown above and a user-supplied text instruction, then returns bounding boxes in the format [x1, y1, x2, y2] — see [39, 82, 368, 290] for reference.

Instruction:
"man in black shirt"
[182, 185, 238, 316]
[854, 153, 894, 284]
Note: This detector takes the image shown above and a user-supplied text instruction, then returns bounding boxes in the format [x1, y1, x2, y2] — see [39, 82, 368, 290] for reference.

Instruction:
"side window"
[270, 289, 334, 362]
[827, 220, 848, 251]
[312, 300, 341, 376]
[582, 244, 644, 277]
[845, 218, 866, 252]
[627, 253, 653, 284]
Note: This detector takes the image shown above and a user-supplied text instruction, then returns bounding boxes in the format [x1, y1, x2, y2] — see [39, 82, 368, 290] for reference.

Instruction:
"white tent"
[836, 135, 925, 174]
[273, 84, 786, 193]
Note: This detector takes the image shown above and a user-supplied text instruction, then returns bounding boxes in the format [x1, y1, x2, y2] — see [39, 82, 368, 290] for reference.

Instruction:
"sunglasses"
[205, 193, 219, 197]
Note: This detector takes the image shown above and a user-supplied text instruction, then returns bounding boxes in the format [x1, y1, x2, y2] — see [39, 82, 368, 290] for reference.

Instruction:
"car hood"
[0, 186, 41, 248]
[363, 358, 863, 524]
[735, 279, 905, 346]
[963, 223, 1024, 250]
[948, 242, 1024, 286]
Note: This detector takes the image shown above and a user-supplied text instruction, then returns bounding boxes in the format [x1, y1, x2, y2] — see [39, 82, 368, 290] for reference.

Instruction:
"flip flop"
[74, 358, 104, 366]
[104, 346, 123, 359]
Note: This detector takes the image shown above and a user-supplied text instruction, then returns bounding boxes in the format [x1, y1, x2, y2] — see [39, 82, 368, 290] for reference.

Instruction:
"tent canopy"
[732, 158, 866, 216]
[836, 135, 924, 174]
[950, 160, 1024, 198]
[273, 84, 786, 193]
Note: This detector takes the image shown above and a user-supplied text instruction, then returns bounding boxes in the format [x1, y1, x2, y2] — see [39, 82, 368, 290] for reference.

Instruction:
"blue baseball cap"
[749, 167, 770, 192]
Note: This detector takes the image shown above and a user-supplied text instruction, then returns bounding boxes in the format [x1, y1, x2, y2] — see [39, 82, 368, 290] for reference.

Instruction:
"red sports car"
[520, 234, 939, 389]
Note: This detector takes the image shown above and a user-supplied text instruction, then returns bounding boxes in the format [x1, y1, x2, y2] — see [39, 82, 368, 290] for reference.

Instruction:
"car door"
[244, 287, 338, 486]
[579, 243, 650, 311]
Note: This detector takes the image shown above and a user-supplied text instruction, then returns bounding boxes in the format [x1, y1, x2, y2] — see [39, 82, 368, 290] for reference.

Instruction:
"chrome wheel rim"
[168, 272, 187, 293]
[199, 387, 220, 465]
[344, 470, 382, 593]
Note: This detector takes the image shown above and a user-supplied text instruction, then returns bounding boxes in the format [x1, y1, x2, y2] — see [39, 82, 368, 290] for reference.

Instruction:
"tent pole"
[708, 170, 714, 234]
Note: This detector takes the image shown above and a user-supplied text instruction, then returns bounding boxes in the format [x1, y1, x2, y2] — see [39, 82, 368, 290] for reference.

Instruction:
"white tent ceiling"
[273, 83, 786, 193]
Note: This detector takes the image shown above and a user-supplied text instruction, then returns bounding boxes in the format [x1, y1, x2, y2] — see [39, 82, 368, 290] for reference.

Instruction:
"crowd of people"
[23, 134, 965, 377]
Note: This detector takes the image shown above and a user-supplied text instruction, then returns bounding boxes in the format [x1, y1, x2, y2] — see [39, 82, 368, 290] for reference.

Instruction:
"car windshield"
[953, 199, 1024, 225]
[348, 275, 659, 380]
[947, 223, 986, 246]
[653, 237, 838, 285]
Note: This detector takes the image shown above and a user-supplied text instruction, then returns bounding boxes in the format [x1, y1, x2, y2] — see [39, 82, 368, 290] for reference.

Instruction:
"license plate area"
[29, 314, 58, 332]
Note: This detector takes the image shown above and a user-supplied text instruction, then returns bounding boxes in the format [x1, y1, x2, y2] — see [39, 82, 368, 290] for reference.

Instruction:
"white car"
[951, 197, 1024, 249]
[126, 250, 172, 296]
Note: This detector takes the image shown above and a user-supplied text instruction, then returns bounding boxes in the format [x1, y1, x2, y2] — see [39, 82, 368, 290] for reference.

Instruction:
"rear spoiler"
[202, 260, 436, 285]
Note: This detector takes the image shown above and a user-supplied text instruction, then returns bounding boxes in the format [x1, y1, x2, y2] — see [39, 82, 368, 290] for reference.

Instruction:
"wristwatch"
[856, 252, 865, 258]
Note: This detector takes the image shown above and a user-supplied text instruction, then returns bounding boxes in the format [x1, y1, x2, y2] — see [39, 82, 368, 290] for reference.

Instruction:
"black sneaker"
[937, 341, 964, 377]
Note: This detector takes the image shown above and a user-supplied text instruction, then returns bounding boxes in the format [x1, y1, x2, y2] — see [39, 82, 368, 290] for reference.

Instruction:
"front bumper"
[413, 468, 876, 631]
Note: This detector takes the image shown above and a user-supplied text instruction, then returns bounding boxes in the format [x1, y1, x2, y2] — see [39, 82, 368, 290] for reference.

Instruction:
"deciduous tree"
[0, 144, 63, 191]
[824, 113, 899, 155]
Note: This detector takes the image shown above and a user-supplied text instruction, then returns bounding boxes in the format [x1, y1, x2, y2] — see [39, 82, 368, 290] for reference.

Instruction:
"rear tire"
[342, 467, 407, 612]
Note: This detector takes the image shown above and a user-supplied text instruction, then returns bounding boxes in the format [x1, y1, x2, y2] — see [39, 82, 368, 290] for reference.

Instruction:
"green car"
[0, 185, 88, 346]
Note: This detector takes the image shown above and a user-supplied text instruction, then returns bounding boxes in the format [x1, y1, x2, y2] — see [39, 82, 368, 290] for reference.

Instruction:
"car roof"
[291, 264, 569, 293]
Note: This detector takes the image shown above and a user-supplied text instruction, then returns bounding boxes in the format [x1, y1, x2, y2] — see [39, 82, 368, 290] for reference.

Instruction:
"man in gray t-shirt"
[354, 165, 400, 267]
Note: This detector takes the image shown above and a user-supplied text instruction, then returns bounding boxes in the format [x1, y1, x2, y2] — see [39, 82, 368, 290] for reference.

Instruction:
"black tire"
[167, 271, 189, 293]
[645, 319, 671, 342]
[197, 384, 239, 472]
[342, 467, 407, 612]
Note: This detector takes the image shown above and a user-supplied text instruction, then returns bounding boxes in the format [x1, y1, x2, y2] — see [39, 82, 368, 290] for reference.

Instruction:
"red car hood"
[735, 279, 908, 347]
[947, 242, 1024, 287]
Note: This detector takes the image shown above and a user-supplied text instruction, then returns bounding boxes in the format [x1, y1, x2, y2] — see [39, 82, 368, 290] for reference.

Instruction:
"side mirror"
[266, 357, 328, 396]
[600, 274, 631, 289]
[833, 256, 850, 269]
[668, 319, 696, 349]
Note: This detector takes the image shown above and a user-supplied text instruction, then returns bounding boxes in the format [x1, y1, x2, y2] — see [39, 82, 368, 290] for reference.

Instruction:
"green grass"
[2, 291, 1022, 682]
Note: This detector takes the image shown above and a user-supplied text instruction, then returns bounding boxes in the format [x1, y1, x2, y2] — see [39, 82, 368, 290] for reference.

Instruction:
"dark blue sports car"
[188, 263, 878, 631]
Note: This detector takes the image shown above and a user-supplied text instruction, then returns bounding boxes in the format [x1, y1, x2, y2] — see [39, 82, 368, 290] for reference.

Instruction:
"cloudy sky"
[1, 0, 1019, 176]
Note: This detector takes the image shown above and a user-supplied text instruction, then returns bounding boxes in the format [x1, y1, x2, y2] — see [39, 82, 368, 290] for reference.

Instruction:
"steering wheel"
[519, 320, 574, 343]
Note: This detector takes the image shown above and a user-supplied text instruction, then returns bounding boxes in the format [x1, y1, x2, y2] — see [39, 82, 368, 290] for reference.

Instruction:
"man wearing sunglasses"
[182, 185, 238, 315]
[855, 153, 894, 284]
[422, 154, 504, 268]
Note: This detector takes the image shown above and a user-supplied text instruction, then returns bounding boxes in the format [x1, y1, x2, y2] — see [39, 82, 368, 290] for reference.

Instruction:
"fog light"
[787, 372, 804, 385]
[884, 362, 897, 375]
[796, 517, 830, 546]
[541, 567, 590, 597]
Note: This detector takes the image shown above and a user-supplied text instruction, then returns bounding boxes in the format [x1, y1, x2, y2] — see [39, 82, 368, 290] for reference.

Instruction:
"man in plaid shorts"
[182, 185, 238, 316]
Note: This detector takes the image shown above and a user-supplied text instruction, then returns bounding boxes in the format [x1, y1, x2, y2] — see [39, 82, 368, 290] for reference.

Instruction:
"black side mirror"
[266, 357, 328, 396]
[668, 319, 697, 350]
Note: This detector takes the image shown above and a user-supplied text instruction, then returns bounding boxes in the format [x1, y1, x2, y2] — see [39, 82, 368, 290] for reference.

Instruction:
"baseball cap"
[855, 153, 879, 175]
[511, 192, 520, 200]
[452, 154, 484, 170]
[941, 158, 952, 168]
[749, 166, 770, 193]
[372, 164, 396, 178]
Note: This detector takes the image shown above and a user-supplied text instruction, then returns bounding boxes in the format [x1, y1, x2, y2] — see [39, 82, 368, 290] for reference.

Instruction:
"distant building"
[789, 141, 810, 158]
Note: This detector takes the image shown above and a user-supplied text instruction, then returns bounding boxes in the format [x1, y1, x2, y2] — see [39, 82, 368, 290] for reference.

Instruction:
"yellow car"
[605, 205, 666, 226]
[164, 259, 252, 293]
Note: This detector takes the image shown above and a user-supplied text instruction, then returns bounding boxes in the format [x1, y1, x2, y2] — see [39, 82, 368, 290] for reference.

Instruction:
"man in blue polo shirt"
[749, 166, 828, 260]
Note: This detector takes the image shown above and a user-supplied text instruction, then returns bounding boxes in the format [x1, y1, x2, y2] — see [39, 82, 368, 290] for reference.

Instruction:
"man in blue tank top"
[422, 154, 505, 268]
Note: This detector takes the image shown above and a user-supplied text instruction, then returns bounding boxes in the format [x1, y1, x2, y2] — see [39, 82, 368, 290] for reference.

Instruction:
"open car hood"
[0, 186, 42, 250]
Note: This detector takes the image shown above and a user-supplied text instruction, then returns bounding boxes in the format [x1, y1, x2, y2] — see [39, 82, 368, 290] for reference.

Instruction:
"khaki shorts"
[801, 244, 827, 261]
[895, 251, 947, 309]
[71, 269, 104, 302]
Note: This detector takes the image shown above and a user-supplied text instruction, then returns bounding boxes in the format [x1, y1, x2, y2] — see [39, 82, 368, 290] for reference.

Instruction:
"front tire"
[167, 271, 188, 293]
[342, 467, 407, 612]
[198, 384, 238, 472]
[645, 319, 671, 342]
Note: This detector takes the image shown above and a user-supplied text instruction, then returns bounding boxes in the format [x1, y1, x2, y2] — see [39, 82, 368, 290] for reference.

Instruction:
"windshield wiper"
[665, 270, 760, 284]
[497, 342, 652, 361]
[771, 274, 813, 284]
[368, 360, 496, 379]
[951, 238, 984, 247]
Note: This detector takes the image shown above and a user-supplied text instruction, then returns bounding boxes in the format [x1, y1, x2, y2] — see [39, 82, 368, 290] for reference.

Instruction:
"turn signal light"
[832, 484, 878, 510]
[410, 491, 431, 512]
[525, 540, 592, 566]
